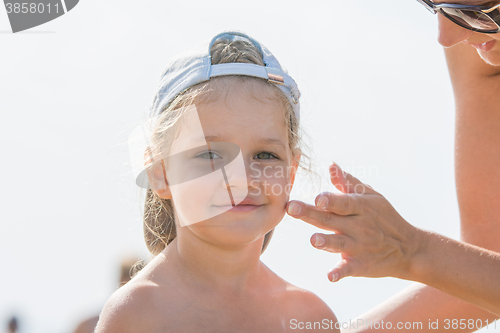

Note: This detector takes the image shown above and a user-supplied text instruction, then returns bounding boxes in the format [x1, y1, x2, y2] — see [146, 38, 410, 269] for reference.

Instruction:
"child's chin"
[196, 224, 272, 248]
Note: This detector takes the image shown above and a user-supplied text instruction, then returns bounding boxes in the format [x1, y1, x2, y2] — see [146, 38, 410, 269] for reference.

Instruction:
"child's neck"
[163, 233, 268, 295]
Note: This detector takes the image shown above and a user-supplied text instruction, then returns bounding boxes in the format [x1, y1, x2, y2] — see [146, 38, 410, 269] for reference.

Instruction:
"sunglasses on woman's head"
[417, 0, 500, 33]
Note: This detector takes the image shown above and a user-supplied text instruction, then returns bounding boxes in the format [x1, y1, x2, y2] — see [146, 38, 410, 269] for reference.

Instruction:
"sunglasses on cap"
[417, 0, 500, 33]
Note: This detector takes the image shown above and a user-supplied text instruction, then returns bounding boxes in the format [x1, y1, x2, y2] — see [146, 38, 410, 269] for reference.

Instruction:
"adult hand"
[286, 162, 424, 283]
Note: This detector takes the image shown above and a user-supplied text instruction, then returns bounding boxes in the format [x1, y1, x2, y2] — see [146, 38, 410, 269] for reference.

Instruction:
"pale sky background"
[1, 0, 498, 332]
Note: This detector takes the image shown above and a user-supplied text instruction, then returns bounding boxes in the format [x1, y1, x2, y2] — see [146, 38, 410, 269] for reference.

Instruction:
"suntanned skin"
[95, 240, 339, 333]
[338, 39, 500, 332]
[342, 32, 500, 332]
[285, 1, 500, 330]
[347, 16, 500, 332]
[96, 81, 340, 333]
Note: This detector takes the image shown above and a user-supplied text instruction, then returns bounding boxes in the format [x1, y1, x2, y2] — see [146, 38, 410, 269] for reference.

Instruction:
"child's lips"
[229, 204, 263, 212]
[213, 204, 263, 212]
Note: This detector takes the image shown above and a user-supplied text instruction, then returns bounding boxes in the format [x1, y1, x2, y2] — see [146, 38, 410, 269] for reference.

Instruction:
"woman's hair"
[141, 38, 312, 258]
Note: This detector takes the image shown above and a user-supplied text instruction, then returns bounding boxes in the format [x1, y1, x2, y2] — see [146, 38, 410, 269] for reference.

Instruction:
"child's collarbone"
[153, 283, 290, 332]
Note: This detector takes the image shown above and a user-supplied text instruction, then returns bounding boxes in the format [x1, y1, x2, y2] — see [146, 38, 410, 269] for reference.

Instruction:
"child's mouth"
[213, 204, 263, 212]
[230, 204, 263, 212]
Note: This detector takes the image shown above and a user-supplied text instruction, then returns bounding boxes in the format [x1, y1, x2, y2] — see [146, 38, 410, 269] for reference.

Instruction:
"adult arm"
[338, 42, 500, 333]
[287, 165, 500, 316]
[286, 44, 500, 318]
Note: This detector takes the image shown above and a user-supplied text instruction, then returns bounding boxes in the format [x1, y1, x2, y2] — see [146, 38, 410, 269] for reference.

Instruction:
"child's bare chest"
[149, 286, 290, 333]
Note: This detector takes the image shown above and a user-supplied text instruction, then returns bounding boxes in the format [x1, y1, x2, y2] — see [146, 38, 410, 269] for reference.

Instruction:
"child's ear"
[289, 148, 302, 186]
[144, 147, 172, 200]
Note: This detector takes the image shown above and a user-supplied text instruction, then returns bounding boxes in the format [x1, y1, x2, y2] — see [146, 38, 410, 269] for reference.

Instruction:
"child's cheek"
[259, 164, 292, 200]
[169, 167, 247, 227]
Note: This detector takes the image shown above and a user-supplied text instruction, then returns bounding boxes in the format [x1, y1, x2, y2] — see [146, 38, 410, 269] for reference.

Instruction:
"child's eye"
[255, 152, 279, 160]
[195, 151, 222, 159]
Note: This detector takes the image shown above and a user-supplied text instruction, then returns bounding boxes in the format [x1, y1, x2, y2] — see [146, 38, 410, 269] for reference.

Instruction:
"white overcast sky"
[1, 1, 498, 332]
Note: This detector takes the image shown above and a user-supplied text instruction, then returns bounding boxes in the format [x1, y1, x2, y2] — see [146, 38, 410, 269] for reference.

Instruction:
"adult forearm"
[344, 283, 499, 333]
[407, 229, 500, 315]
[344, 229, 500, 332]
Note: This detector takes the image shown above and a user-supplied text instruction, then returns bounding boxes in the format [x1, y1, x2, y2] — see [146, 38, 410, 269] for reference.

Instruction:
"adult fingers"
[328, 259, 356, 282]
[329, 162, 379, 195]
[314, 191, 360, 216]
[311, 233, 353, 253]
[286, 201, 351, 233]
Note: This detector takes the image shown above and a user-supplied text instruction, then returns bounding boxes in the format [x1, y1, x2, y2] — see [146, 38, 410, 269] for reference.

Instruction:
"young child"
[96, 31, 339, 333]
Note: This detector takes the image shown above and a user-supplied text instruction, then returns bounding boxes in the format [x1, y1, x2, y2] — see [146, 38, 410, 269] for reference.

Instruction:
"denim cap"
[150, 30, 300, 123]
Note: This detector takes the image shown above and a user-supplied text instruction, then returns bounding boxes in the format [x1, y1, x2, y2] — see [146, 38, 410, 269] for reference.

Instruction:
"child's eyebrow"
[257, 138, 286, 150]
[190, 135, 286, 149]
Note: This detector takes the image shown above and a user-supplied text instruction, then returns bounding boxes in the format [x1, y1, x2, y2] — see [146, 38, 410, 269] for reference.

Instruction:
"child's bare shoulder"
[95, 278, 159, 333]
[95, 257, 171, 333]
[280, 280, 340, 332]
[285, 283, 337, 317]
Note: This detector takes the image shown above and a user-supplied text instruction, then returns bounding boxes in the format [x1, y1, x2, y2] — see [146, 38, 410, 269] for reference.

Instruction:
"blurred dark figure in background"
[72, 315, 99, 333]
[5, 316, 18, 333]
[72, 257, 142, 333]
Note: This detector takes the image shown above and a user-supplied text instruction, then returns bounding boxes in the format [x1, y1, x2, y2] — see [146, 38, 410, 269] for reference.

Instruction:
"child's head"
[141, 31, 308, 256]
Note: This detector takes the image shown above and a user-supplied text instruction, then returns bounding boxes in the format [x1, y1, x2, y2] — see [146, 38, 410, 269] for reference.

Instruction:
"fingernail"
[287, 202, 302, 216]
[317, 195, 329, 209]
[314, 234, 325, 247]
[331, 273, 339, 282]
[332, 161, 344, 175]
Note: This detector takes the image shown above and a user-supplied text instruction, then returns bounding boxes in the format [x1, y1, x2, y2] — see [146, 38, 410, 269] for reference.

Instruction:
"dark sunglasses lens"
[441, 8, 498, 31]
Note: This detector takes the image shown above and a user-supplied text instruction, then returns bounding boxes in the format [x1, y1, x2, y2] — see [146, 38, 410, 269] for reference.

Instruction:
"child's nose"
[220, 157, 255, 192]
[437, 14, 474, 47]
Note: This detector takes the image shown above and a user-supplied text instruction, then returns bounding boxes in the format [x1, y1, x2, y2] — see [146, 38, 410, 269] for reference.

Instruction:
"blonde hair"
[142, 38, 312, 258]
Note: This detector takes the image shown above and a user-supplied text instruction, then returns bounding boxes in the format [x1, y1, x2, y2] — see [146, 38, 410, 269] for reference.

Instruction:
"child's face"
[162, 81, 300, 248]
